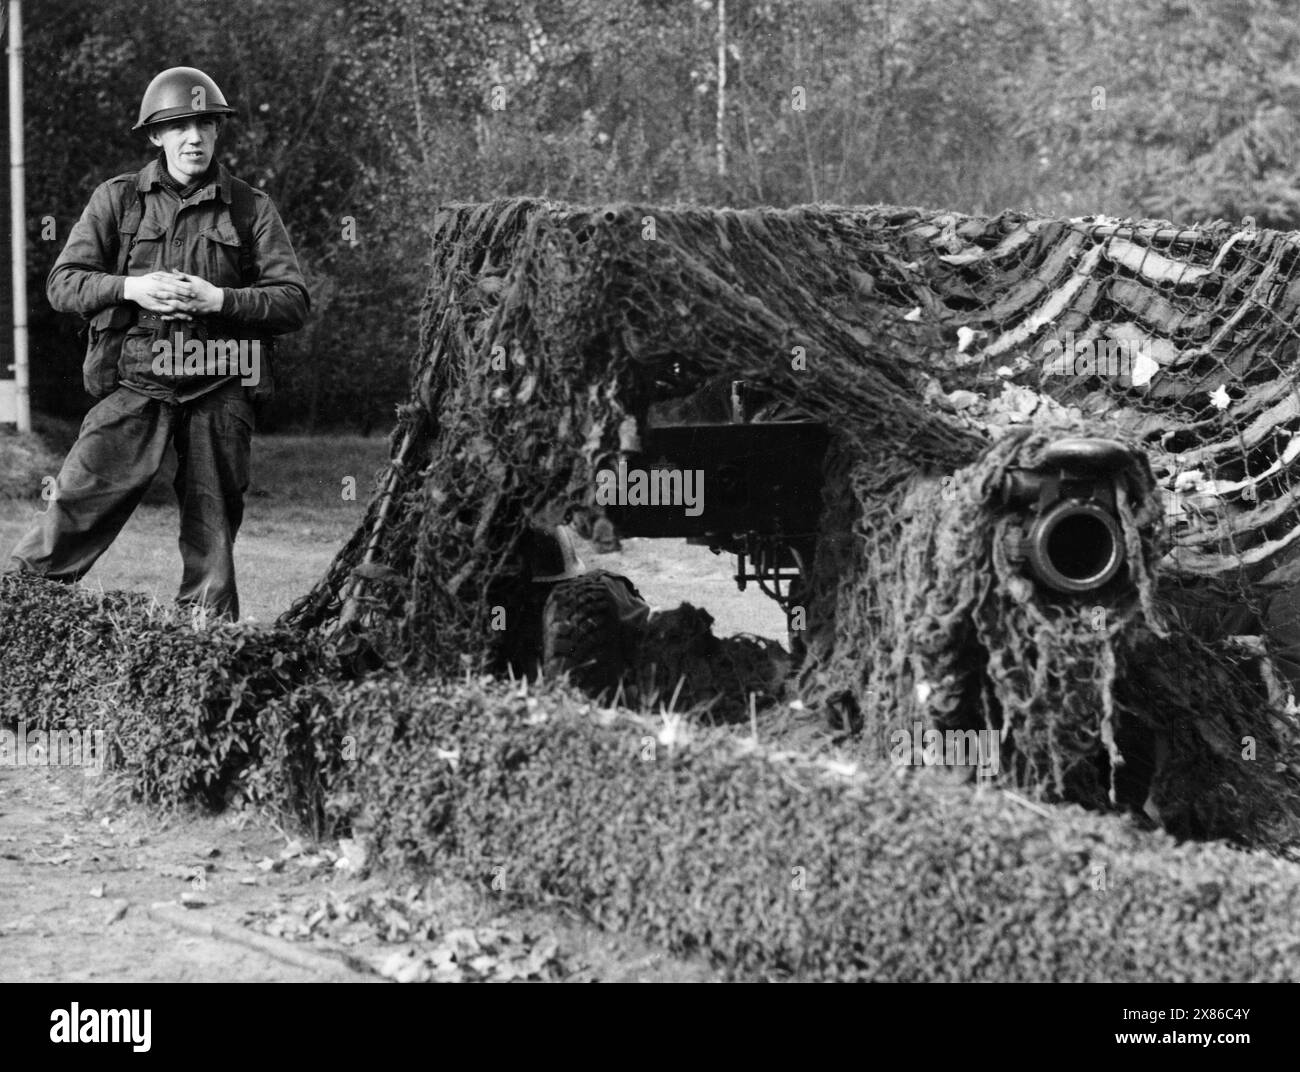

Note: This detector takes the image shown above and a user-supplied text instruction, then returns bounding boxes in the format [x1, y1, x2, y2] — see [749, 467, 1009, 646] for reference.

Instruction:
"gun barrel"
[1024, 498, 1125, 594]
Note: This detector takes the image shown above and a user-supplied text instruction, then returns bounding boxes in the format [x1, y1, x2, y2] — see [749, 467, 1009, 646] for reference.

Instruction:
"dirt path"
[0, 765, 334, 981]
[0, 760, 720, 983]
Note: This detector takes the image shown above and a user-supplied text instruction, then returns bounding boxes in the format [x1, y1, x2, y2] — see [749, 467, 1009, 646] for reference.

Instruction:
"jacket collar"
[136, 156, 232, 203]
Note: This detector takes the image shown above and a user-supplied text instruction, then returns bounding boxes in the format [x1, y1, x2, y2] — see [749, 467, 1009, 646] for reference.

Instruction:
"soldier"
[6, 67, 309, 621]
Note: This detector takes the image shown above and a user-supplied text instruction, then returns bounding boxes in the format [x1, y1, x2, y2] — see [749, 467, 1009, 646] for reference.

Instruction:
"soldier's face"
[148, 117, 219, 184]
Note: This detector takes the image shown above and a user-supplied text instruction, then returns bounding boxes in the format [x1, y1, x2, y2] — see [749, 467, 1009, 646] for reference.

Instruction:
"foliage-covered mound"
[4, 571, 1299, 981]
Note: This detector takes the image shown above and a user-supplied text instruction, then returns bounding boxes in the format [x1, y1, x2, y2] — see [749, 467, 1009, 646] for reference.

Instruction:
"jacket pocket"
[198, 222, 242, 284]
[125, 219, 166, 273]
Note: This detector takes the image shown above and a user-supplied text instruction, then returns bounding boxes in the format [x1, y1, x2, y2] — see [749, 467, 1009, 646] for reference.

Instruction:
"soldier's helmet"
[132, 67, 236, 131]
[525, 525, 587, 583]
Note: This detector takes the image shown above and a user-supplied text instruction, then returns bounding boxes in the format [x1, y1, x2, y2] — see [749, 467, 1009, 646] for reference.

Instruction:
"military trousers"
[6, 382, 253, 620]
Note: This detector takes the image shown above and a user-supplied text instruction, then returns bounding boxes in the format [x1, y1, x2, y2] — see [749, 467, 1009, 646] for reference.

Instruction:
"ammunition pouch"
[82, 304, 136, 399]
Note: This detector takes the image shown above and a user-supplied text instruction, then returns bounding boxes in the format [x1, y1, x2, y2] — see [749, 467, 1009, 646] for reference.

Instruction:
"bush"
[312, 674, 1300, 982]
[0, 575, 331, 807]
[5, 572, 1300, 981]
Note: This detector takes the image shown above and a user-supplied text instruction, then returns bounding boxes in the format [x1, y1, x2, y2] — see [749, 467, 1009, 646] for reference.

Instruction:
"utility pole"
[6, 0, 29, 432]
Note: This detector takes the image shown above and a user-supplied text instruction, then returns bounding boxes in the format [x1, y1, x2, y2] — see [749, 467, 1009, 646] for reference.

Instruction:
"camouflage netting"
[631, 603, 789, 721]
[282, 199, 1300, 843]
[284, 199, 985, 663]
[813, 425, 1162, 801]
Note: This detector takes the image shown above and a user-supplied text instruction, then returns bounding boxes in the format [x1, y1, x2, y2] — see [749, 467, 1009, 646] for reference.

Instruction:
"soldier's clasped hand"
[122, 270, 195, 316]
[122, 269, 223, 318]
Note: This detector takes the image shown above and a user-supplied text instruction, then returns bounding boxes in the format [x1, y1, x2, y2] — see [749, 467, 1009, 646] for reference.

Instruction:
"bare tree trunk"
[716, 0, 726, 179]
[408, 36, 431, 174]
[793, 26, 818, 201]
[737, 47, 763, 203]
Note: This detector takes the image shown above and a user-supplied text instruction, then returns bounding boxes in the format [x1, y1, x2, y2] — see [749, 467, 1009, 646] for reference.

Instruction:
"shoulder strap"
[111, 174, 144, 276]
[228, 176, 259, 285]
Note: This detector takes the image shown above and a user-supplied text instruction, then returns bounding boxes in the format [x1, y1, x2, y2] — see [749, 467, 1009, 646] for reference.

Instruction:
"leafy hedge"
[321, 676, 1300, 982]
[4, 572, 1299, 980]
[0, 575, 330, 807]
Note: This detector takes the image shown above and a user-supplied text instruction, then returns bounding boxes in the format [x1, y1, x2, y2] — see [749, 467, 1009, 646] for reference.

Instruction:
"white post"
[7, 0, 29, 432]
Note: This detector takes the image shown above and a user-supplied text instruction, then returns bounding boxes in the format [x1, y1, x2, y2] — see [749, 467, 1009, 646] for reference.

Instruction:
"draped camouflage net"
[282, 199, 1300, 846]
[808, 426, 1162, 803]
[283, 200, 984, 663]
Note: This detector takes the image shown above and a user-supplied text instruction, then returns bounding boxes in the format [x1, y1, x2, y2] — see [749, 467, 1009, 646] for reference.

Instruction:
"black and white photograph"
[0, 0, 1292, 1046]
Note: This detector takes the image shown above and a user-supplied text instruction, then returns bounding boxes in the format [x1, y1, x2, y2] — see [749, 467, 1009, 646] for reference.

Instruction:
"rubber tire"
[542, 574, 628, 696]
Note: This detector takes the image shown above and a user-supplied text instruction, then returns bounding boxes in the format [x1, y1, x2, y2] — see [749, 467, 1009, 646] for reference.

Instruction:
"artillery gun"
[542, 376, 1141, 693]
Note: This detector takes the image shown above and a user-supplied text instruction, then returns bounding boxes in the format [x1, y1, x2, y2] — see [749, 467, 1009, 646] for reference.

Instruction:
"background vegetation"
[14, 0, 1300, 429]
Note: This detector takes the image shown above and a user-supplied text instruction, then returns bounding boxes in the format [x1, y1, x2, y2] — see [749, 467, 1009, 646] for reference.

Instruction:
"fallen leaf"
[383, 909, 412, 940]
[395, 960, 431, 984]
[493, 961, 525, 982]
[335, 838, 368, 872]
[377, 949, 430, 983]
[159, 863, 209, 880]
[443, 927, 480, 957]
[523, 935, 560, 977]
